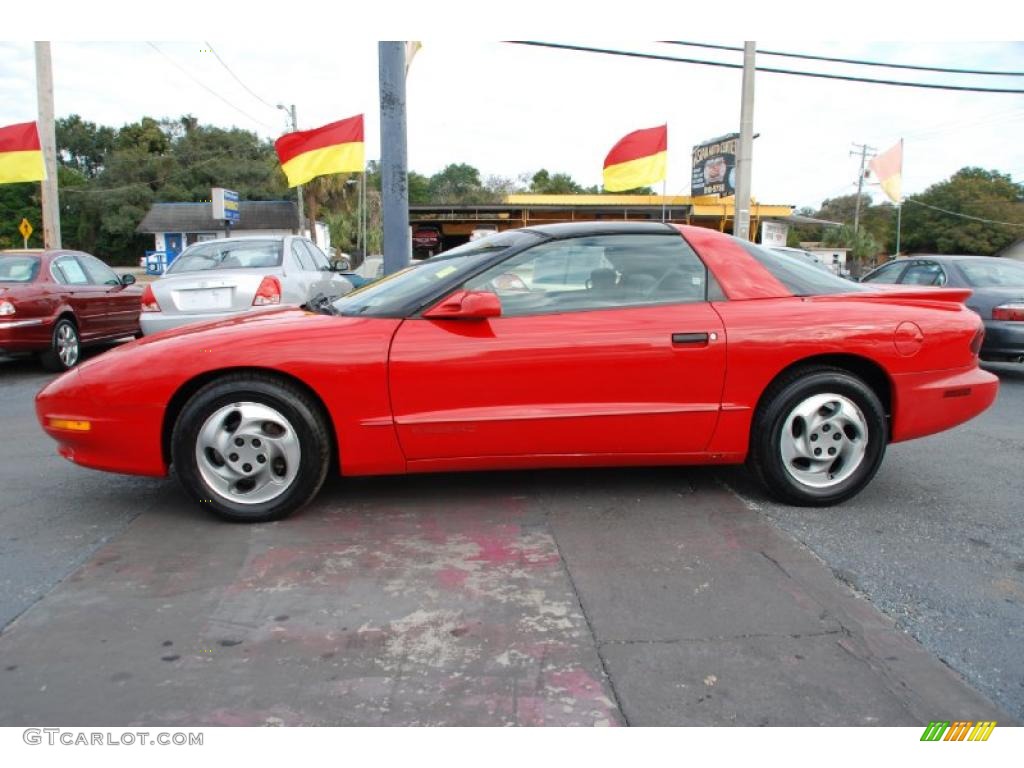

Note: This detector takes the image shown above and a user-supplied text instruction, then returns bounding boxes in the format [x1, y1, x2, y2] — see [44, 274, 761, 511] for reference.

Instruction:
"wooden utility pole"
[850, 142, 877, 239]
[35, 42, 61, 249]
[733, 42, 756, 241]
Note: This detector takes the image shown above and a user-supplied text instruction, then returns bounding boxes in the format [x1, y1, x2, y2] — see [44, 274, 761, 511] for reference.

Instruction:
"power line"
[662, 41, 1024, 77]
[204, 41, 280, 112]
[903, 198, 1024, 227]
[146, 43, 278, 131]
[507, 41, 1024, 94]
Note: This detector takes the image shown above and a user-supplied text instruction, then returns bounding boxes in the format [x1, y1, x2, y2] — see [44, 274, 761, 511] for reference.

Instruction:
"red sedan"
[35, 223, 997, 522]
[1, 249, 141, 371]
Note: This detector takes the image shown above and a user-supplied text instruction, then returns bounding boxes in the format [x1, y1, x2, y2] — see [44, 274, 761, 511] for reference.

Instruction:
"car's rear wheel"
[39, 318, 80, 372]
[748, 366, 887, 506]
[171, 374, 331, 522]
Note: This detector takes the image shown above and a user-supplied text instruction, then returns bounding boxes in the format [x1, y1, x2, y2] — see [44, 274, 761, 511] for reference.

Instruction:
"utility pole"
[850, 142, 876, 239]
[379, 41, 410, 275]
[34, 42, 61, 249]
[277, 104, 305, 238]
[733, 42, 756, 241]
[849, 142, 876, 276]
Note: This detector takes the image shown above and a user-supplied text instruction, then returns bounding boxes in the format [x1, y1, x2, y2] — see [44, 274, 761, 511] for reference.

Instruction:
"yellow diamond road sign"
[19, 218, 33, 240]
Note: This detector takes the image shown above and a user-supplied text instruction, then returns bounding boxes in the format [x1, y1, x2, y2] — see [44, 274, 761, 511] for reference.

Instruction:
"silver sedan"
[140, 236, 353, 335]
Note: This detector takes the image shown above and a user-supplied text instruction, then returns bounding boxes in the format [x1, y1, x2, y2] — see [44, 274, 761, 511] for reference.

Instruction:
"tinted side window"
[291, 241, 315, 271]
[741, 241, 864, 295]
[464, 234, 710, 317]
[861, 261, 906, 284]
[52, 256, 89, 285]
[77, 253, 120, 286]
[901, 262, 947, 286]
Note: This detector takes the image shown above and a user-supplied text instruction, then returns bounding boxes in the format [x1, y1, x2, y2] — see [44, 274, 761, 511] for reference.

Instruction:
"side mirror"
[120, 273, 136, 286]
[331, 258, 352, 272]
[424, 290, 501, 320]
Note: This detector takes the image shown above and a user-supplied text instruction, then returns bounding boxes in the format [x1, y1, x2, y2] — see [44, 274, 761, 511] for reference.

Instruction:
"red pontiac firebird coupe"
[36, 223, 998, 522]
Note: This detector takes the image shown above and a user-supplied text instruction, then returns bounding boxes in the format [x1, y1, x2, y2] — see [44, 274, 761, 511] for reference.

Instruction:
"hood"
[75, 307, 360, 375]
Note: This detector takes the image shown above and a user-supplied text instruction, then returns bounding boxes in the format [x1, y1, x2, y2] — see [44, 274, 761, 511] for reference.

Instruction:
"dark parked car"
[861, 255, 1024, 362]
[0, 249, 141, 370]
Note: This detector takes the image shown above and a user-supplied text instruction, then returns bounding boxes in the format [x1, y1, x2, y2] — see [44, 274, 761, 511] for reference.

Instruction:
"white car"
[139, 236, 353, 335]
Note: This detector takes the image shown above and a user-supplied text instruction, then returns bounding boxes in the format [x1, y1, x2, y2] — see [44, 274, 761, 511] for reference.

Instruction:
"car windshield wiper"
[303, 293, 340, 316]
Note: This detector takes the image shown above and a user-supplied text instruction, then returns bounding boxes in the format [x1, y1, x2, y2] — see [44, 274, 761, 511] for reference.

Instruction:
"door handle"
[671, 332, 711, 346]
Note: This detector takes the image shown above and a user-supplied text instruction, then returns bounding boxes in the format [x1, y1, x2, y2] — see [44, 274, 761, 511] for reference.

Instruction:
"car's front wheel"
[748, 366, 887, 506]
[171, 374, 331, 522]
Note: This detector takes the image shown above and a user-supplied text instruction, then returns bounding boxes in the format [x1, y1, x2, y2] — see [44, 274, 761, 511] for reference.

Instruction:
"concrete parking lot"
[0, 350, 1020, 726]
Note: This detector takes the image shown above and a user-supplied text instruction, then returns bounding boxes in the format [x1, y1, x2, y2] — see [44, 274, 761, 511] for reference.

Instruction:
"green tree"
[0, 183, 40, 249]
[821, 224, 881, 276]
[427, 163, 491, 204]
[528, 169, 585, 194]
[899, 167, 1024, 255]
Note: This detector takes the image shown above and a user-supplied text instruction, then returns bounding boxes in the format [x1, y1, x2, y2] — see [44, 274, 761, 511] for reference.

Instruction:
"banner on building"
[691, 133, 738, 197]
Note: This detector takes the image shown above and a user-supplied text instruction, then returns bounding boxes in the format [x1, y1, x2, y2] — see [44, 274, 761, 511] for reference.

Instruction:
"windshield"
[330, 230, 539, 316]
[741, 241, 863, 295]
[167, 239, 283, 273]
[0, 254, 40, 283]
[956, 259, 1024, 288]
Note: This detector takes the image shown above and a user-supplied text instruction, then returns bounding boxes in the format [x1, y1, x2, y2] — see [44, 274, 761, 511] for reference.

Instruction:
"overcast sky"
[1, 39, 1022, 211]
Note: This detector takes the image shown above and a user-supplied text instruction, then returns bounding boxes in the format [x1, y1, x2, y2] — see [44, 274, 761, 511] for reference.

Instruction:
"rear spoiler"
[824, 287, 973, 305]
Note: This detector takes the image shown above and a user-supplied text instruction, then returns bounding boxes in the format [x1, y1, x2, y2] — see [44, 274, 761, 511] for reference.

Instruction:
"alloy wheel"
[779, 392, 869, 489]
[195, 402, 301, 504]
[57, 323, 79, 368]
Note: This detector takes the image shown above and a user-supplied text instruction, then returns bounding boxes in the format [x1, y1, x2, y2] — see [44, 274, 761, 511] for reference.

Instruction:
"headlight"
[0, 300, 14, 316]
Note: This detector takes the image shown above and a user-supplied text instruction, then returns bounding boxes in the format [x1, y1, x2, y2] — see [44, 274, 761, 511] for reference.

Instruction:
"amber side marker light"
[47, 418, 91, 432]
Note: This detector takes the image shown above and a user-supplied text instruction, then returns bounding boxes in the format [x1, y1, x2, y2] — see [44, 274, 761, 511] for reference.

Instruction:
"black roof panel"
[521, 221, 678, 239]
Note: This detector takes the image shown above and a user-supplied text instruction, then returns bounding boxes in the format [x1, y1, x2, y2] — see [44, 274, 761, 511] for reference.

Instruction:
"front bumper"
[139, 309, 244, 336]
[35, 368, 168, 476]
[890, 364, 999, 443]
[981, 320, 1024, 361]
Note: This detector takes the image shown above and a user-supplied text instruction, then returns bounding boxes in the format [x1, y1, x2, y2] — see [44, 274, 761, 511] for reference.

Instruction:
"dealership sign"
[691, 133, 738, 197]
[212, 187, 240, 223]
[761, 220, 789, 246]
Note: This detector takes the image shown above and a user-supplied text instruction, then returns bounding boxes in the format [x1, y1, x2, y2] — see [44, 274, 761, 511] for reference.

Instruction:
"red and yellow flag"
[870, 140, 903, 203]
[274, 114, 365, 188]
[603, 125, 667, 192]
[0, 121, 45, 184]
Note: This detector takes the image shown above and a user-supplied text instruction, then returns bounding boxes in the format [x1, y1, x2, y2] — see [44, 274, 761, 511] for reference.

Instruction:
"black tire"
[39, 317, 80, 372]
[171, 373, 331, 522]
[747, 366, 887, 506]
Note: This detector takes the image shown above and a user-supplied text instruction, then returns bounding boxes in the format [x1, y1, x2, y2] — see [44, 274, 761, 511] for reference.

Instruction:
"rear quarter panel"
[706, 294, 986, 456]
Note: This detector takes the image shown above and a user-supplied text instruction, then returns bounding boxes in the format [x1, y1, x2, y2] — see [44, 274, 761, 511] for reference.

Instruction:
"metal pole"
[290, 105, 305, 237]
[361, 170, 368, 260]
[895, 203, 902, 256]
[34, 42, 61, 249]
[733, 42, 756, 241]
[379, 42, 410, 275]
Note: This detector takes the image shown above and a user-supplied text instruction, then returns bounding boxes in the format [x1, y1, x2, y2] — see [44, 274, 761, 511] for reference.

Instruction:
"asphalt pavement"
[0, 352, 1019, 725]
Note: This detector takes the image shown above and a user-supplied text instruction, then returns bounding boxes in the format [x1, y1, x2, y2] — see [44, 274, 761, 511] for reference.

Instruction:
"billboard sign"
[212, 187, 240, 223]
[691, 133, 738, 197]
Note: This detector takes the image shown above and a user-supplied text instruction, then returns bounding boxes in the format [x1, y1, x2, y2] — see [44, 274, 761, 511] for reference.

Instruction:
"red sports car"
[1, 249, 141, 371]
[35, 223, 997, 522]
